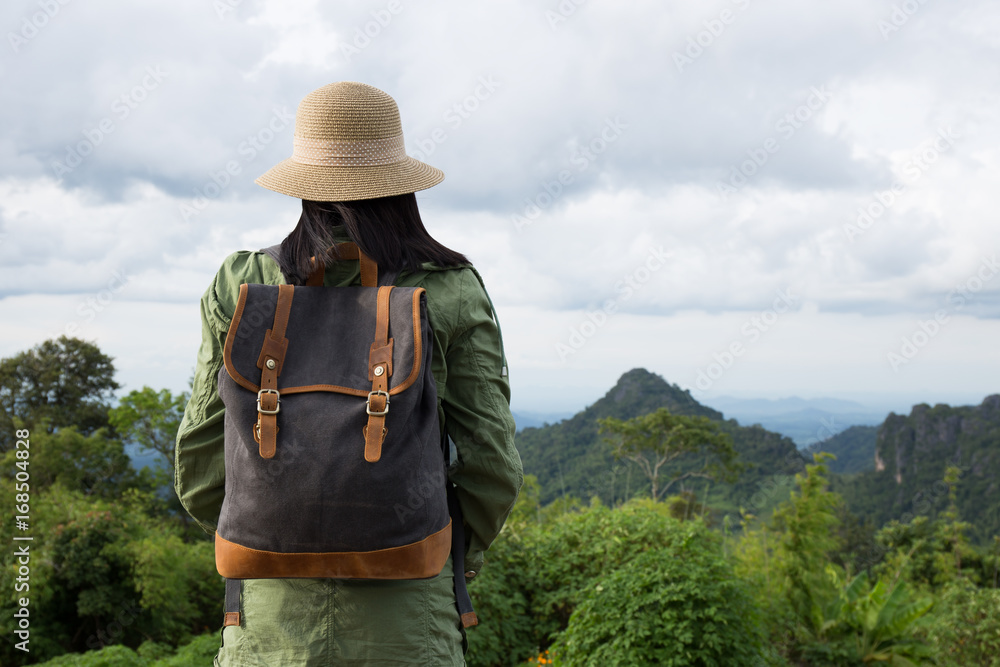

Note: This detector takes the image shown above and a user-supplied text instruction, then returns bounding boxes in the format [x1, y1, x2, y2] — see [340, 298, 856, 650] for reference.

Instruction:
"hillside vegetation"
[837, 396, 1000, 543]
[806, 424, 878, 475]
[2, 341, 999, 666]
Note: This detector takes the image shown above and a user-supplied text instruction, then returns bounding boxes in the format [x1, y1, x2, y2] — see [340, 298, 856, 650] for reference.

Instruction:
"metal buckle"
[257, 388, 281, 415]
[366, 390, 390, 416]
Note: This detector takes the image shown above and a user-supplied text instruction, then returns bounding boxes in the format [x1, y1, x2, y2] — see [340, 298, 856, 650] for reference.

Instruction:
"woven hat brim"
[255, 156, 444, 202]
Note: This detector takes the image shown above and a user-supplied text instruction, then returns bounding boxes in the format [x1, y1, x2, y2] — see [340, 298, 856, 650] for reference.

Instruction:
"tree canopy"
[109, 386, 188, 482]
[0, 336, 119, 451]
[598, 408, 741, 501]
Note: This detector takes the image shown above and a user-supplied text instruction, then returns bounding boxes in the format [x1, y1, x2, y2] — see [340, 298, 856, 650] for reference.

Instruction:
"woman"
[174, 81, 522, 665]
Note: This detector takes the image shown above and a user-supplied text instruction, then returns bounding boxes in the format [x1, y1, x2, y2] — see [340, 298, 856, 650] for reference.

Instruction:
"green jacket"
[175, 246, 523, 664]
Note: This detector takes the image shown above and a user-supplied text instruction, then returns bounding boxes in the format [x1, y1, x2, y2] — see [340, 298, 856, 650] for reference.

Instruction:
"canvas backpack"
[214, 242, 477, 629]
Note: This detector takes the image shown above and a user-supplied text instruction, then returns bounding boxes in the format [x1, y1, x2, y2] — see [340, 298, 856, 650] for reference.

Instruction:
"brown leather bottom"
[215, 520, 452, 579]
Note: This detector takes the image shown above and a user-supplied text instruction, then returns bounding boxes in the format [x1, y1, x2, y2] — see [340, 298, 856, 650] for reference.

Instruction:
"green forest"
[2, 339, 999, 666]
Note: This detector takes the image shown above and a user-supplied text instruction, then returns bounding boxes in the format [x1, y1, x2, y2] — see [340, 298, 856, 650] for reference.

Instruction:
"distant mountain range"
[126, 442, 167, 473]
[515, 393, 892, 447]
[701, 396, 888, 447]
[130, 368, 998, 542]
[514, 368, 1000, 543]
[512, 411, 576, 431]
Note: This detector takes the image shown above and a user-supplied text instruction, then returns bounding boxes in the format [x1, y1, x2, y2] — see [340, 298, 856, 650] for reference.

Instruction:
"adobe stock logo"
[877, 0, 932, 40]
[55, 270, 129, 340]
[409, 76, 501, 162]
[555, 246, 672, 361]
[340, 1, 404, 61]
[7, 0, 73, 53]
[886, 254, 998, 372]
[178, 107, 294, 220]
[50, 67, 168, 178]
[545, 0, 588, 30]
[843, 126, 960, 243]
[693, 288, 798, 392]
[511, 117, 628, 232]
[716, 85, 832, 201]
[672, 0, 753, 73]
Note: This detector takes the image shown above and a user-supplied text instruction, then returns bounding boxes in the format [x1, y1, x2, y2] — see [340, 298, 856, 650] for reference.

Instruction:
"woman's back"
[175, 81, 521, 665]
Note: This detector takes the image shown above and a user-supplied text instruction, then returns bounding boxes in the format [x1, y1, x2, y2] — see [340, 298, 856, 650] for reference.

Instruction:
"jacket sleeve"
[441, 269, 523, 576]
[174, 263, 236, 535]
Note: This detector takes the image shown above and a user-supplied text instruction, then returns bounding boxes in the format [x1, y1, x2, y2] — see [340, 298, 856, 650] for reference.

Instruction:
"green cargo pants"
[215, 557, 465, 665]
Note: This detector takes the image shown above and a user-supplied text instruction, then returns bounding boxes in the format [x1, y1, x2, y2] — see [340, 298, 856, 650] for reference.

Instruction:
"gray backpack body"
[213, 242, 478, 630]
[216, 284, 450, 570]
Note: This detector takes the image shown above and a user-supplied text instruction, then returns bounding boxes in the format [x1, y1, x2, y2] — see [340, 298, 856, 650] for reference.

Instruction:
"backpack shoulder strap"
[259, 244, 324, 286]
[260, 244, 282, 264]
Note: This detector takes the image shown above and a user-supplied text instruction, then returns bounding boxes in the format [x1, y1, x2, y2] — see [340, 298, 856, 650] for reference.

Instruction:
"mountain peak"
[589, 368, 723, 422]
[515, 367, 801, 505]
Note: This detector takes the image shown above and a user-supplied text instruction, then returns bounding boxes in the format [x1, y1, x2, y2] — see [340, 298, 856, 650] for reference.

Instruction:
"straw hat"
[255, 82, 444, 202]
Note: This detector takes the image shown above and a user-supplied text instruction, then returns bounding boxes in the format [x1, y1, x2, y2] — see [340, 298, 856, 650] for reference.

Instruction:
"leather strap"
[305, 256, 324, 287]
[256, 284, 294, 459]
[306, 242, 378, 287]
[448, 483, 478, 628]
[364, 286, 394, 463]
[223, 578, 241, 627]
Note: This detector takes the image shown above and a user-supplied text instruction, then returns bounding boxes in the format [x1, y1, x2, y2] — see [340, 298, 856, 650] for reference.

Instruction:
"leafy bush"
[872, 515, 981, 589]
[151, 633, 221, 666]
[797, 570, 936, 665]
[553, 539, 763, 665]
[530, 499, 715, 629]
[0, 482, 222, 666]
[35, 633, 220, 666]
[925, 581, 1000, 666]
[468, 497, 766, 666]
[128, 532, 220, 642]
[734, 455, 938, 664]
[35, 644, 149, 667]
[466, 521, 538, 667]
[729, 512, 797, 659]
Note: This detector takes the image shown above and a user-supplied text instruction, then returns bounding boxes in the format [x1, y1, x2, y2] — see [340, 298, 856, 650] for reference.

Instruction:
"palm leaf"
[877, 583, 933, 640]
[844, 570, 869, 604]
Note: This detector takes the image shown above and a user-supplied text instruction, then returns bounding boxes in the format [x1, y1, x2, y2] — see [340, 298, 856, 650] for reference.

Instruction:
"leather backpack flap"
[222, 282, 429, 464]
[223, 283, 426, 399]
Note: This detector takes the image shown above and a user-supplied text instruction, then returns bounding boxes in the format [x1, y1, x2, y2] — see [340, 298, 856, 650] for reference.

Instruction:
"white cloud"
[1, 0, 998, 411]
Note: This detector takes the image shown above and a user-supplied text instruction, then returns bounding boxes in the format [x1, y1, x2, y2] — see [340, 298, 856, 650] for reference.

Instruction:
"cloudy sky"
[1, 0, 997, 418]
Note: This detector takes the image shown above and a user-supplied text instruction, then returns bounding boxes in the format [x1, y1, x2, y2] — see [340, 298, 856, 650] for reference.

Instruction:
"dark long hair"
[277, 193, 468, 285]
